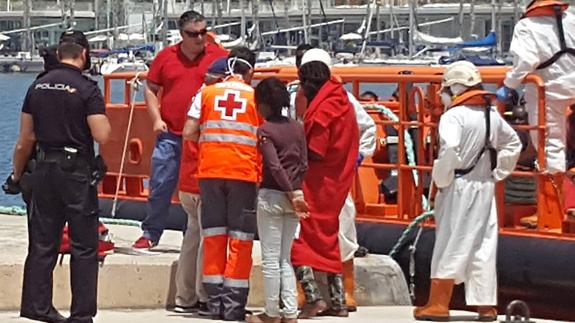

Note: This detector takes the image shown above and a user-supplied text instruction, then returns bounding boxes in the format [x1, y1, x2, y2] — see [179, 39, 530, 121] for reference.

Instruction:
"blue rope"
[0, 205, 141, 227]
[389, 210, 434, 258]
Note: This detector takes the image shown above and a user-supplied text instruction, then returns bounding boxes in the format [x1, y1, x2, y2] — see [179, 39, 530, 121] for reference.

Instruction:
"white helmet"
[442, 60, 482, 88]
[300, 48, 333, 68]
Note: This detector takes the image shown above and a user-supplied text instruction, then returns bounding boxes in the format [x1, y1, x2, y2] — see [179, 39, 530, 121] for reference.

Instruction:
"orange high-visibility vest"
[524, 0, 568, 18]
[452, 89, 495, 107]
[197, 76, 261, 182]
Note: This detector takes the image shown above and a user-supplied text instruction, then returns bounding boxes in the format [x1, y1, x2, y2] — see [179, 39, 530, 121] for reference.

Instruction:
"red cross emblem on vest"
[214, 89, 248, 121]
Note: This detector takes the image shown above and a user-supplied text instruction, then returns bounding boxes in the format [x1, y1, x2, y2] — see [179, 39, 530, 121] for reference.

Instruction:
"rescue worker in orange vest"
[183, 47, 260, 321]
[497, 0, 575, 228]
[415, 61, 521, 321]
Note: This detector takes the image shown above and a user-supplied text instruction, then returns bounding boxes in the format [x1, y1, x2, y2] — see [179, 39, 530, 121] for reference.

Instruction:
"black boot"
[320, 273, 349, 317]
[21, 305, 67, 323]
[294, 266, 326, 319]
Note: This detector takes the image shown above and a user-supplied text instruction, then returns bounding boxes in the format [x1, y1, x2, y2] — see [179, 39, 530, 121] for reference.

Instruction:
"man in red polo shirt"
[133, 10, 227, 250]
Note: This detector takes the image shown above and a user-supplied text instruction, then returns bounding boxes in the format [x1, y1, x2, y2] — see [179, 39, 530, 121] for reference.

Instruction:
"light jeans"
[175, 191, 208, 306]
[257, 188, 300, 319]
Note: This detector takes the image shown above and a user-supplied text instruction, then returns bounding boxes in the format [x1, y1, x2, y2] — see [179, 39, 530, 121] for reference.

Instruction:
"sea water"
[0, 72, 396, 208]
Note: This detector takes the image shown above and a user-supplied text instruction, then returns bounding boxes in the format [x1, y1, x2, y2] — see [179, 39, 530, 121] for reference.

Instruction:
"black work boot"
[294, 266, 327, 319]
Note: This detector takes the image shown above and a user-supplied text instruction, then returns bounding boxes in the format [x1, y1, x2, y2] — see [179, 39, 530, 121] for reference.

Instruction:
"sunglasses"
[183, 28, 208, 38]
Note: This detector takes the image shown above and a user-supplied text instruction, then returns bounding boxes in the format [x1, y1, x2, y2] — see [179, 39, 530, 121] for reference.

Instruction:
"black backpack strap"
[537, 5, 575, 70]
[454, 97, 497, 177]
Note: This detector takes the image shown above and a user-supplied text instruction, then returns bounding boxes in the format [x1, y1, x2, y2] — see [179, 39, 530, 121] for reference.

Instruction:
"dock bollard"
[500, 300, 535, 323]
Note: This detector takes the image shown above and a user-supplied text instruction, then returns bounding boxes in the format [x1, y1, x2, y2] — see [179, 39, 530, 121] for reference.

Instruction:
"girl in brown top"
[246, 77, 308, 323]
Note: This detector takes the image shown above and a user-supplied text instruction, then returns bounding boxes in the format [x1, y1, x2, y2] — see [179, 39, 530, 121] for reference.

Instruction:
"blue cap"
[207, 57, 228, 75]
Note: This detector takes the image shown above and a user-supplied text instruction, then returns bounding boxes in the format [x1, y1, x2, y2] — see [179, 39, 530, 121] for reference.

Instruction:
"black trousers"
[21, 159, 99, 323]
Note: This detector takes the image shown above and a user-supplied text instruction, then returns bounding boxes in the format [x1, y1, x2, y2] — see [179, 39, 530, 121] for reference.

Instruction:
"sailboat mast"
[389, 0, 394, 40]
[408, 0, 414, 58]
[375, 0, 381, 41]
[285, 0, 290, 46]
[469, 0, 476, 36]
[302, 0, 309, 43]
[306, 0, 312, 44]
[360, 0, 377, 60]
[490, 0, 496, 32]
[161, 0, 168, 49]
[458, 0, 465, 38]
[496, 0, 502, 56]
[240, 0, 246, 40]
[106, 0, 112, 49]
[250, 0, 260, 49]
[23, 0, 31, 52]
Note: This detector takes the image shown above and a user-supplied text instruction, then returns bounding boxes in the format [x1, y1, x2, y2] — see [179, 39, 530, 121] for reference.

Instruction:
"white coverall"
[431, 104, 521, 305]
[338, 92, 376, 261]
[504, 11, 575, 173]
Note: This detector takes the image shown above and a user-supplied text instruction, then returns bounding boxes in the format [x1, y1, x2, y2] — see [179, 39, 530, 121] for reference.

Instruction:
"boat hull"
[356, 221, 575, 321]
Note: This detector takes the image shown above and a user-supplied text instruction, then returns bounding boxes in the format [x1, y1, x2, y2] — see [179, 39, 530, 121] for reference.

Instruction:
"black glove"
[2, 173, 21, 195]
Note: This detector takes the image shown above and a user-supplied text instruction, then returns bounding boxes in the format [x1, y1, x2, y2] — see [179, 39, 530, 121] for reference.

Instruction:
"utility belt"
[454, 147, 497, 178]
[36, 146, 107, 186]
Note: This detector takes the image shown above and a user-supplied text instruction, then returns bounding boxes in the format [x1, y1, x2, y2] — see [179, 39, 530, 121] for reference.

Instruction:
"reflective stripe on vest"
[199, 133, 257, 146]
[200, 120, 258, 134]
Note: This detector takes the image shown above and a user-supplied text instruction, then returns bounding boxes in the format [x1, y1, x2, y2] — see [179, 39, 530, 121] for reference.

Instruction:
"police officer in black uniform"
[8, 30, 111, 323]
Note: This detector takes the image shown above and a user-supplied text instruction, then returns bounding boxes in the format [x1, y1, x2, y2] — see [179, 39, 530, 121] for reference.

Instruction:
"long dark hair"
[255, 77, 290, 119]
[298, 61, 330, 103]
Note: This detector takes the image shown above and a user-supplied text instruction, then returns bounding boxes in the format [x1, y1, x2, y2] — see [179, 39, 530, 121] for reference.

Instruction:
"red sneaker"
[132, 236, 157, 250]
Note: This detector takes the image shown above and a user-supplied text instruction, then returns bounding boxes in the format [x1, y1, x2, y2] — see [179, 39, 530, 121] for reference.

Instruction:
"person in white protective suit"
[415, 61, 522, 322]
[292, 47, 377, 313]
[496, 0, 575, 228]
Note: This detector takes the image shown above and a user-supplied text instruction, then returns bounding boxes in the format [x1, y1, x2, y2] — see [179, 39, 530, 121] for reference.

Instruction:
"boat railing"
[101, 67, 573, 236]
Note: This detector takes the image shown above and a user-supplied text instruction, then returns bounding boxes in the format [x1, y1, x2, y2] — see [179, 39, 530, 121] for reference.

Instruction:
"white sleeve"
[289, 91, 297, 120]
[492, 112, 522, 182]
[187, 91, 202, 119]
[504, 22, 542, 89]
[347, 92, 377, 157]
[432, 111, 464, 188]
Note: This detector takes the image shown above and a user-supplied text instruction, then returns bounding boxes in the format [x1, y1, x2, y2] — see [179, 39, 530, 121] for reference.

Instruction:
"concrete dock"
[0, 213, 567, 322]
[0, 214, 409, 310]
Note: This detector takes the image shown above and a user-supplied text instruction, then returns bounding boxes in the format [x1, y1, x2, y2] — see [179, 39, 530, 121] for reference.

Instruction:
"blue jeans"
[142, 131, 182, 242]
